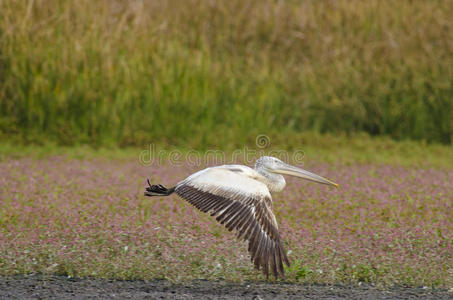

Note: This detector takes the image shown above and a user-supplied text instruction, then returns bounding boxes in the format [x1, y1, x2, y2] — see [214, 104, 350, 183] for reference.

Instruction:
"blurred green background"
[1, 0, 452, 148]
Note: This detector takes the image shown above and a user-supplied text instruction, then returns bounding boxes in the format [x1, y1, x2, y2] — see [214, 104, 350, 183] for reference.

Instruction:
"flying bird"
[145, 156, 338, 278]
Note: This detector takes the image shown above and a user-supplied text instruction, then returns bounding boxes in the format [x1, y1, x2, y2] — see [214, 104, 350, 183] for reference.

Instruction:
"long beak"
[273, 164, 339, 188]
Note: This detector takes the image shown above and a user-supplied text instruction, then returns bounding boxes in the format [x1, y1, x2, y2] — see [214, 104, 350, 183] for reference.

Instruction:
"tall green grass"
[0, 0, 452, 147]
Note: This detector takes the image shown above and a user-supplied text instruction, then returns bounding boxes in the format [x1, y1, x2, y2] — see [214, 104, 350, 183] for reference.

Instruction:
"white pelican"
[145, 156, 338, 278]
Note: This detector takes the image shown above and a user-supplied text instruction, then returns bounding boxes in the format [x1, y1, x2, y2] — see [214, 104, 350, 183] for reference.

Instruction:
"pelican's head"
[255, 156, 338, 187]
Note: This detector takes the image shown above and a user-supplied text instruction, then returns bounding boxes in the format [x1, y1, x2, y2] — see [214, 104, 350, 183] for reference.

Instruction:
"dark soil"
[0, 275, 451, 299]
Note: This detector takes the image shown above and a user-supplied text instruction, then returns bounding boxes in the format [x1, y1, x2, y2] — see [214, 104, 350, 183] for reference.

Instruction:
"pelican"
[145, 156, 338, 278]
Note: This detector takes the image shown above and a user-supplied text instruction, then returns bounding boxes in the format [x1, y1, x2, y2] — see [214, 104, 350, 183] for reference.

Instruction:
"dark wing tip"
[175, 183, 288, 279]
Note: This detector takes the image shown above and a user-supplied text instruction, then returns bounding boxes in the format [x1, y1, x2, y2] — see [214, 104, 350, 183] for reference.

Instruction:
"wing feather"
[225, 207, 249, 231]
[175, 166, 290, 278]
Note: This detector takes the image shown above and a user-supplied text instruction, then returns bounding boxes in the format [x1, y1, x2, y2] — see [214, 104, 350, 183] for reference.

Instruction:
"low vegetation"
[0, 144, 451, 288]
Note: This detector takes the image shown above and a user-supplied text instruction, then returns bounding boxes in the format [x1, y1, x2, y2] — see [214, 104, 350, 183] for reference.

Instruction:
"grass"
[1, 0, 452, 147]
[1, 133, 452, 168]
[1, 0, 452, 285]
[0, 139, 452, 288]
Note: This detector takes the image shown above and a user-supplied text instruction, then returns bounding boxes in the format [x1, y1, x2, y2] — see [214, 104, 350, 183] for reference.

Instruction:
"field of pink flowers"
[0, 156, 452, 287]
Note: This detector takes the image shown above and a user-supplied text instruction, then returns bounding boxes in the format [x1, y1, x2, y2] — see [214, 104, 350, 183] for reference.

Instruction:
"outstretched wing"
[175, 166, 290, 278]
